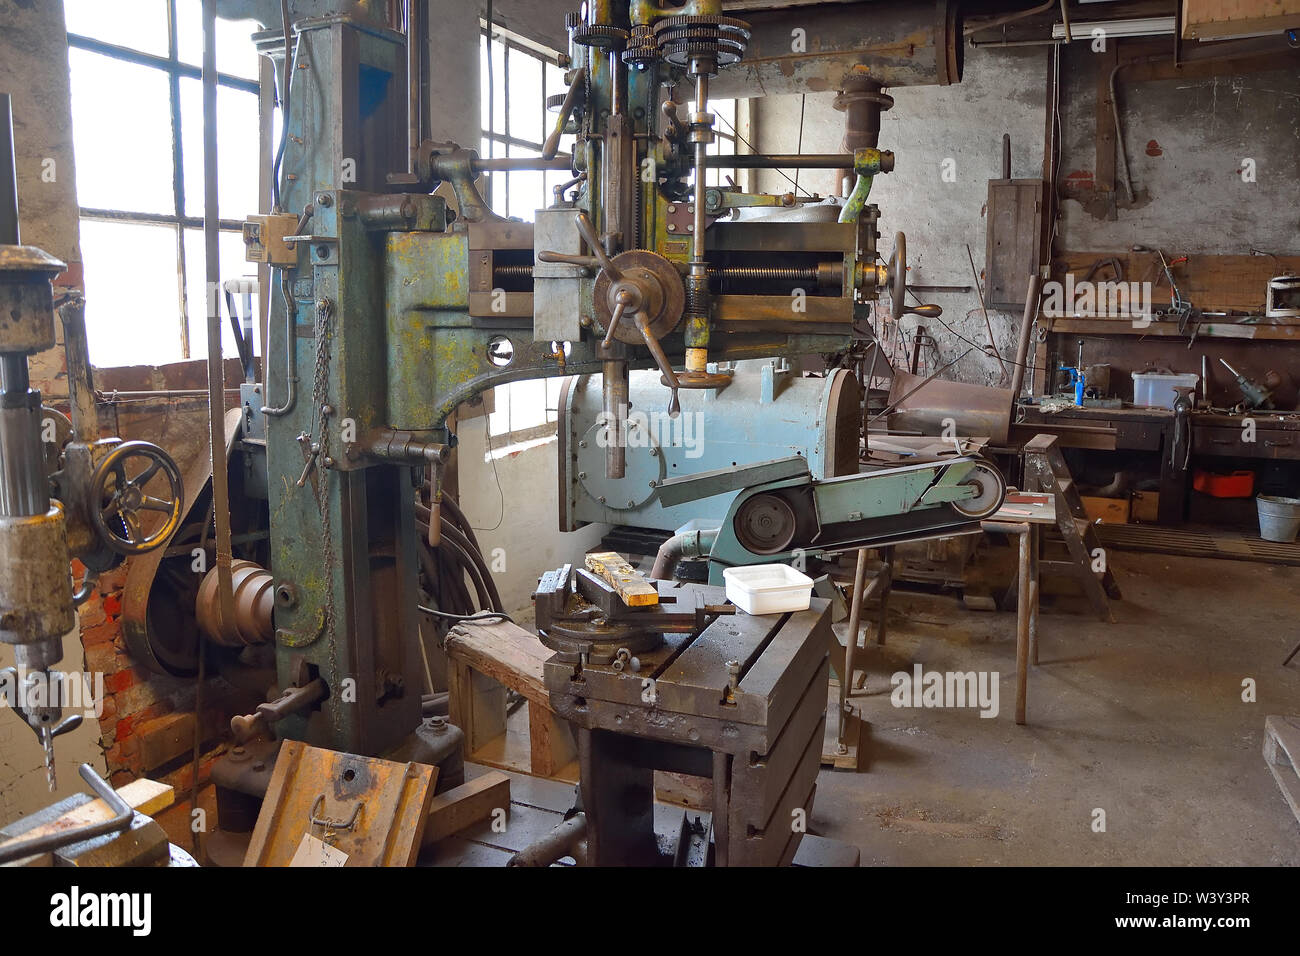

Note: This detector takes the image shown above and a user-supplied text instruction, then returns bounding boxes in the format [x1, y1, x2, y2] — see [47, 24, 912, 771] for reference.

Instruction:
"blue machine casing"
[558, 361, 861, 532]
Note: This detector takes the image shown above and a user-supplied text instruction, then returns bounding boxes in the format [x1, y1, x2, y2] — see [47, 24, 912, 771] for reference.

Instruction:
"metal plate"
[577, 420, 665, 509]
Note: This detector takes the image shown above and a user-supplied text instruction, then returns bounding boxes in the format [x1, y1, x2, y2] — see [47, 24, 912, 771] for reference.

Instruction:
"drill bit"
[40, 724, 56, 791]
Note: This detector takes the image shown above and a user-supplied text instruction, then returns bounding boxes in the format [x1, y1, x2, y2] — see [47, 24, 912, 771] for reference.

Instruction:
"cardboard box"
[1081, 495, 1130, 524]
[1132, 490, 1160, 523]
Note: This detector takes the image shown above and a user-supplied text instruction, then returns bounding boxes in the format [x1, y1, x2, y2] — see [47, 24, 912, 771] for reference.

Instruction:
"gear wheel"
[622, 23, 659, 68]
[573, 22, 629, 50]
[653, 14, 750, 68]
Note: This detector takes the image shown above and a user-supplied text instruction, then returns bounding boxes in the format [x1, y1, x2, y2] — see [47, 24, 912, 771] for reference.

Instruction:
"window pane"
[506, 146, 543, 222]
[65, 0, 169, 58]
[180, 80, 261, 220]
[488, 384, 510, 436]
[506, 47, 544, 145]
[69, 50, 175, 214]
[80, 220, 183, 367]
[508, 379, 547, 430]
[182, 228, 260, 361]
[175, 1, 263, 80]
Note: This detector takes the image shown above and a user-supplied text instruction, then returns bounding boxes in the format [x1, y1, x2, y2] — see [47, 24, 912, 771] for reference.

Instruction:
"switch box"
[242, 213, 299, 265]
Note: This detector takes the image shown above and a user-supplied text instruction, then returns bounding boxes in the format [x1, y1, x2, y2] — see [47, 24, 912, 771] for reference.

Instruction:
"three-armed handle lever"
[541, 212, 683, 415]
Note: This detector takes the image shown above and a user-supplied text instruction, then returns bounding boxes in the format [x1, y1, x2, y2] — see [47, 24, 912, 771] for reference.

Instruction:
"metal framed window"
[65, 0, 263, 368]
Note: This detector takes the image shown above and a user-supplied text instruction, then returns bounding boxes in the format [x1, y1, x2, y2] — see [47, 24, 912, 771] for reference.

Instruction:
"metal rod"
[837, 547, 869, 751]
[1010, 272, 1042, 398]
[473, 155, 573, 172]
[966, 243, 1008, 382]
[407, 0, 421, 175]
[202, 0, 237, 650]
[703, 153, 855, 169]
[0, 94, 19, 245]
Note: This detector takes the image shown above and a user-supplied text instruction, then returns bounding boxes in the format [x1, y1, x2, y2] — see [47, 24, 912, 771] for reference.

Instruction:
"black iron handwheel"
[90, 441, 184, 556]
[734, 492, 798, 555]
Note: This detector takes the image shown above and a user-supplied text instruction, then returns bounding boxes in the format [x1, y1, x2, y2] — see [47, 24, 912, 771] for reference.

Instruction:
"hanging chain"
[311, 295, 337, 643]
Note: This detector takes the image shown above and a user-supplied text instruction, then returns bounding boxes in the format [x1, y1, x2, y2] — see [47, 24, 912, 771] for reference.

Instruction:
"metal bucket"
[1256, 495, 1300, 543]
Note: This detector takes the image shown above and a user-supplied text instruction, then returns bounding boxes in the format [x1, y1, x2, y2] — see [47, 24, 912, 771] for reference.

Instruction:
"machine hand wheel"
[886, 232, 943, 322]
[90, 441, 184, 555]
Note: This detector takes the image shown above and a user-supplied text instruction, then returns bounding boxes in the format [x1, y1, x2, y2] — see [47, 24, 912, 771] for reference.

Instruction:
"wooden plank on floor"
[1263, 715, 1300, 826]
[423, 771, 512, 847]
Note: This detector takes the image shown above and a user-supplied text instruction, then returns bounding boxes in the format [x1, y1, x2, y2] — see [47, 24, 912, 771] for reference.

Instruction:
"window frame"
[68, 0, 261, 363]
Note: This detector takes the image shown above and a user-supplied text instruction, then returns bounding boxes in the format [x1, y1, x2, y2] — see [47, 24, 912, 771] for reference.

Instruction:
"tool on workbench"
[1132, 244, 1201, 345]
[1219, 358, 1278, 412]
[1058, 339, 1086, 406]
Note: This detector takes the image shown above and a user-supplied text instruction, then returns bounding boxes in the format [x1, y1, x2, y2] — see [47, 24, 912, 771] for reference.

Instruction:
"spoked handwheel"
[950, 461, 1006, 520]
[91, 441, 184, 555]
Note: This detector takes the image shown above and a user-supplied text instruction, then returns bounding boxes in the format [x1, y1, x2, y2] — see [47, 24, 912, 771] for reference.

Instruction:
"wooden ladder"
[1022, 434, 1121, 622]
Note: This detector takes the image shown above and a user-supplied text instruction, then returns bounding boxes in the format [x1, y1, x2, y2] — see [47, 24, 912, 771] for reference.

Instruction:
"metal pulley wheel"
[949, 461, 1006, 520]
[733, 492, 798, 555]
[90, 440, 184, 555]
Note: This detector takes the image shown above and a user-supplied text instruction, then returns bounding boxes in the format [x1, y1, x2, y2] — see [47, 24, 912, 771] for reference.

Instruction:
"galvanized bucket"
[1257, 495, 1300, 543]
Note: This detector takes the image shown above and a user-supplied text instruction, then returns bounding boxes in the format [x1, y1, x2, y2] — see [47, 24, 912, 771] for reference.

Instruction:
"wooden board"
[446, 620, 551, 706]
[1183, 0, 1300, 39]
[243, 741, 436, 867]
[1262, 715, 1300, 825]
[986, 179, 1048, 310]
[1052, 252, 1300, 317]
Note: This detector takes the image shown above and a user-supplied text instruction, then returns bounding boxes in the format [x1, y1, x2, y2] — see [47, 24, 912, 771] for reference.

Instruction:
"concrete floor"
[812, 549, 1300, 865]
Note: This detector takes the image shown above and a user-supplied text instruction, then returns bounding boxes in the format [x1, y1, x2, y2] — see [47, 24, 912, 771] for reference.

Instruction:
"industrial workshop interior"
[0, 0, 1297, 924]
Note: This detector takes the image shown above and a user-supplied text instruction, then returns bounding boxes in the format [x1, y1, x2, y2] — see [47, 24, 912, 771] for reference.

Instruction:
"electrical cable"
[271, 0, 298, 213]
[473, 420, 506, 532]
[418, 606, 514, 625]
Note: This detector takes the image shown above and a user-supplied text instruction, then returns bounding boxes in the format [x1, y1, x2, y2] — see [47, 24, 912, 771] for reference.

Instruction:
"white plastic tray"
[723, 564, 814, 615]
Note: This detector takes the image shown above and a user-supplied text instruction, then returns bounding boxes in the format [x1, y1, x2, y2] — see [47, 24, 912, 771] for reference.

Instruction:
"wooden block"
[136, 712, 197, 772]
[1081, 495, 1130, 524]
[0, 778, 174, 867]
[528, 705, 576, 778]
[585, 551, 659, 607]
[1132, 490, 1160, 523]
[422, 771, 512, 847]
[655, 770, 714, 810]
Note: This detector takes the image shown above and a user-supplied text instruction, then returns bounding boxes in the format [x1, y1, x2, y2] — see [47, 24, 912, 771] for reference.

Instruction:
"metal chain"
[311, 296, 337, 643]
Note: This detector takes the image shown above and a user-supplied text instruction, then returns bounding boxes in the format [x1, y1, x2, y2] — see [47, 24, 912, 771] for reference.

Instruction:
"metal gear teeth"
[572, 22, 630, 50]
